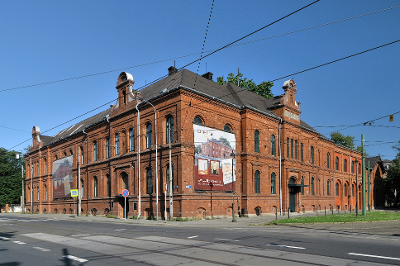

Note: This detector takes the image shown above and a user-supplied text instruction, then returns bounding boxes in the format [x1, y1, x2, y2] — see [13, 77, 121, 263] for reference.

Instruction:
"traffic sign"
[71, 189, 78, 197]
[122, 189, 129, 197]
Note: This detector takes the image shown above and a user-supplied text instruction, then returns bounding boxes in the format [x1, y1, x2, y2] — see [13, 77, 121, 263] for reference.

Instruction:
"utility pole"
[368, 161, 371, 211]
[362, 134, 366, 216]
[169, 142, 173, 220]
[78, 148, 81, 216]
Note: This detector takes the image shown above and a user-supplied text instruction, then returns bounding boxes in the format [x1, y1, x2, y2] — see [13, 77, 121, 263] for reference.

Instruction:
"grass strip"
[265, 211, 400, 225]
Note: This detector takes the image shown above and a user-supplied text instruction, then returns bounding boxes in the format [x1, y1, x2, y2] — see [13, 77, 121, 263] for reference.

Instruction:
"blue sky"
[1, 0, 399, 160]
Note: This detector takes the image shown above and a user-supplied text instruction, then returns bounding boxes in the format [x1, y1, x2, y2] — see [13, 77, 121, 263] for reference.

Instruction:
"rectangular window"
[287, 138, 289, 157]
[129, 128, 134, 152]
[106, 138, 110, 159]
[115, 134, 120, 155]
[291, 139, 293, 158]
[295, 140, 298, 159]
[300, 143, 304, 162]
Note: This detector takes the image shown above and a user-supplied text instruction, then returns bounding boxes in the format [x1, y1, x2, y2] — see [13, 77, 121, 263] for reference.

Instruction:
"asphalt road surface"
[1, 213, 400, 265]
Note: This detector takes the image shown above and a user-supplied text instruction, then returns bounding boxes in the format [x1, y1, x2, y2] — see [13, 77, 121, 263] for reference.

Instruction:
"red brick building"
[26, 67, 378, 218]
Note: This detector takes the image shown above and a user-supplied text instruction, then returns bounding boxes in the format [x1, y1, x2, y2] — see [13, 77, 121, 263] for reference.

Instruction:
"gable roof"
[365, 156, 385, 173]
[43, 68, 325, 147]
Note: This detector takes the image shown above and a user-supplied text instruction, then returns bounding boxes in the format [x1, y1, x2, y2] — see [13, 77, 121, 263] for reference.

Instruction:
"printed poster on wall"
[194, 124, 236, 191]
[52, 155, 73, 199]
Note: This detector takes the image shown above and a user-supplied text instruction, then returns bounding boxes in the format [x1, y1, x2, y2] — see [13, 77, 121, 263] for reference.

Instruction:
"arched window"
[81, 180, 84, 198]
[166, 166, 174, 193]
[310, 146, 314, 164]
[122, 173, 128, 190]
[37, 187, 40, 201]
[271, 135, 276, 156]
[254, 130, 260, 153]
[224, 124, 232, 133]
[80, 147, 84, 164]
[344, 159, 347, 172]
[115, 133, 120, 155]
[129, 128, 134, 151]
[352, 184, 355, 196]
[311, 177, 315, 195]
[146, 123, 152, 148]
[146, 169, 153, 194]
[335, 157, 339, 170]
[94, 177, 98, 198]
[344, 183, 347, 197]
[336, 182, 339, 197]
[271, 172, 276, 194]
[106, 138, 110, 158]
[194, 116, 203, 125]
[254, 170, 260, 194]
[358, 163, 361, 174]
[106, 175, 111, 197]
[93, 141, 98, 161]
[327, 153, 330, 168]
[327, 180, 330, 196]
[166, 116, 174, 143]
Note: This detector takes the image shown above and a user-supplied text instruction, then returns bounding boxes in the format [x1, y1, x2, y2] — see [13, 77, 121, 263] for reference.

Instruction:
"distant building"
[26, 67, 384, 218]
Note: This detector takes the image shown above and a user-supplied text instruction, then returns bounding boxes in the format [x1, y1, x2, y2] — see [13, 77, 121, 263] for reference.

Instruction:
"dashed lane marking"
[12, 241, 26, 245]
[349, 253, 400, 261]
[187, 235, 198, 239]
[267, 243, 305, 250]
[33, 247, 51, 252]
[62, 255, 88, 263]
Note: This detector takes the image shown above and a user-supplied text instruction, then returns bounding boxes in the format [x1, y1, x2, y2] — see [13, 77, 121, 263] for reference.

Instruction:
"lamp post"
[355, 158, 359, 216]
[230, 151, 235, 222]
[15, 153, 25, 213]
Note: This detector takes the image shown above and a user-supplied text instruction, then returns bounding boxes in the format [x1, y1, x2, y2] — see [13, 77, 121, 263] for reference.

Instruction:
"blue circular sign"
[122, 189, 129, 197]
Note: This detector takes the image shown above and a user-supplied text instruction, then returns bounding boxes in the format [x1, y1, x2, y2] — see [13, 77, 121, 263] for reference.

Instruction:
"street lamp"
[15, 153, 25, 213]
[230, 151, 235, 222]
[355, 158, 359, 216]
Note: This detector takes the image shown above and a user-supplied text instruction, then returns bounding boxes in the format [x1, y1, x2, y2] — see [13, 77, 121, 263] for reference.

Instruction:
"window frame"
[146, 123, 152, 149]
[115, 133, 120, 155]
[271, 172, 276, 194]
[129, 128, 134, 152]
[254, 170, 260, 194]
[166, 116, 174, 143]
[254, 130, 260, 153]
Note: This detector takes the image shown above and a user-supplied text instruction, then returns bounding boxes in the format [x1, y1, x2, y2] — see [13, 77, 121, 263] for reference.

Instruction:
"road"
[1, 213, 400, 265]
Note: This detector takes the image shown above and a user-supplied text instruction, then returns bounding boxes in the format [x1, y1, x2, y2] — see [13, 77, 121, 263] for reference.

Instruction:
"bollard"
[275, 208, 278, 221]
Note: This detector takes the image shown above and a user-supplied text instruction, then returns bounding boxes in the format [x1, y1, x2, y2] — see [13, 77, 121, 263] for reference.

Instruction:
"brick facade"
[25, 68, 381, 218]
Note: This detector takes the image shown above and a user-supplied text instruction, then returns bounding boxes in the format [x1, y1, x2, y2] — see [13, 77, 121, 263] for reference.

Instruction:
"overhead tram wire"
[9, 33, 400, 151]
[3, 3, 399, 94]
[9, 1, 320, 149]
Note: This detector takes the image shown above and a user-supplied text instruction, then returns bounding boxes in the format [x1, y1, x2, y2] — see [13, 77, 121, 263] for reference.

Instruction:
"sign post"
[122, 189, 129, 219]
[164, 183, 167, 220]
[71, 189, 78, 215]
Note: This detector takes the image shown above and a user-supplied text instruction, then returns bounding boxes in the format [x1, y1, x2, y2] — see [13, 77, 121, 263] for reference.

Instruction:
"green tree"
[217, 72, 274, 99]
[385, 141, 400, 206]
[330, 132, 355, 149]
[219, 137, 232, 149]
[0, 147, 24, 208]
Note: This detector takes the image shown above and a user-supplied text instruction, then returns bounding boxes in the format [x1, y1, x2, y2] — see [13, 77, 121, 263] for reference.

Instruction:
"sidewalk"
[2, 211, 400, 236]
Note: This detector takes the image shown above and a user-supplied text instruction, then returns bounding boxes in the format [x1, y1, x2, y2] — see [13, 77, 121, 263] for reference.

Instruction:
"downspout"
[135, 102, 141, 219]
[278, 118, 283, 216]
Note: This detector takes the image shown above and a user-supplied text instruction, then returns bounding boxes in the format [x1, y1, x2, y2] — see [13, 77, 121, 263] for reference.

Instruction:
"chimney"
[202, 72, 213, 81]
[168, 66, 178, 76]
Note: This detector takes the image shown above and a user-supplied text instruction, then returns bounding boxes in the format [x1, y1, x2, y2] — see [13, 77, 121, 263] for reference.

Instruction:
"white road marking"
[187, 235, 198, 239]
[13, 241, 26, 245]
[268, 244, 305, 250]
[62, 255, 88, 263]
[0, 236, 9, 240]
[349, 253, 400, 261]
[33, 247, 51, 252]
[115, 229, 126, 232]
[215, 238, 239, 242]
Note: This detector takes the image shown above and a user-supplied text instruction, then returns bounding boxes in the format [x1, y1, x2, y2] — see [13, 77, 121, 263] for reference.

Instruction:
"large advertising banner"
[52, 155, 73, 199]
[194, 124, 236, 191]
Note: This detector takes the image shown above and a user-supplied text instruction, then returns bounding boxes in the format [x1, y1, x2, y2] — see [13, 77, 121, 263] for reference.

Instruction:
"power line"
[2, 3, 397, 94]
[272, 38, 400, 82]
